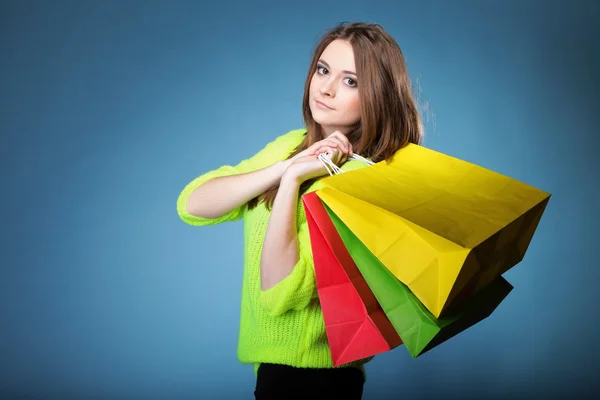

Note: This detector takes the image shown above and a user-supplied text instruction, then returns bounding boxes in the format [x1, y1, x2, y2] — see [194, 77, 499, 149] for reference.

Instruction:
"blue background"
[1, 0, 598, 399]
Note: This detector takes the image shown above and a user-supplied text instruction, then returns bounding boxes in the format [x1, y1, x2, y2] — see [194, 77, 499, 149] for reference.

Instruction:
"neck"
[320, 125, 350, 138]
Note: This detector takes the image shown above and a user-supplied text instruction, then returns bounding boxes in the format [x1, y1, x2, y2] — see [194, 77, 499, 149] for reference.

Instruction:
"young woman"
[177, 22, 422, 399]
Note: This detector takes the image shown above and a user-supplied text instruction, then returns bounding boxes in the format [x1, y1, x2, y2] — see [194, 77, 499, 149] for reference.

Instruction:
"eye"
[316, 65, 328, 75]
[344, 77, 357, 87]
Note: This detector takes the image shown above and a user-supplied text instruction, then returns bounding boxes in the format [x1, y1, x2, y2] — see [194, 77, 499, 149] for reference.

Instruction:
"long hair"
[248, 22, 423, 210]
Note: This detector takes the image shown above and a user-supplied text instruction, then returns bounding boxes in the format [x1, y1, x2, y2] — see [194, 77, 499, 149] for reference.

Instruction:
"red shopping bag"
[303, 192, 402, 366]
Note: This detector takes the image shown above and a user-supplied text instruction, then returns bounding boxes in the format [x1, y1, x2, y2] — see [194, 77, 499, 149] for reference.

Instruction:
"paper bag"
[303, 192, 402, 366]
[316, 143, 549, 317]
[324, 200, 513, 357]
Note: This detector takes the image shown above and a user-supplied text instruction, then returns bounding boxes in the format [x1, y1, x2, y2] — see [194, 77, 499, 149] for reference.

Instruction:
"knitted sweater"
[176, 128, 374, 376]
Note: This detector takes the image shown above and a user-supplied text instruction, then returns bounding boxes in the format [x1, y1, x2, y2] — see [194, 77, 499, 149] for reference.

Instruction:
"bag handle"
[318, 153, 375, 176]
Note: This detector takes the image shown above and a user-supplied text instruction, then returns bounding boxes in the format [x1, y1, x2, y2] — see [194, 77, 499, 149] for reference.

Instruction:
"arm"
[259, 146, 351, 316]
[186, 160, 290, 219]
[177, 129, 306, 226]
[259, 173, 303, 290]
[259, 194, 320, 316]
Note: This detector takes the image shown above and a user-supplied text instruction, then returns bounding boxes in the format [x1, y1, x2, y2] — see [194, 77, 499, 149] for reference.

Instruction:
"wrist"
[281, 168, 303, 187]
[281, 158, 294, 170]
[275, 159, 293, 178]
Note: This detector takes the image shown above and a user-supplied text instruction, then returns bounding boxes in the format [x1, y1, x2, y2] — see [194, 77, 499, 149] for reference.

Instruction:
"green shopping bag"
[324, 203, 514, 358]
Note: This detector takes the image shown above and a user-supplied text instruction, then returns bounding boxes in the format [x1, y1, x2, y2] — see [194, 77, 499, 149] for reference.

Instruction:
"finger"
[315, 144, 339, 155]
[307, 142, 328, 155]
[321, 137, 349, 154]
[325, 147, 339, 158]
[328, 133, 351, 154]
[329, 148, 344, 165]
[313, 140, 337, 150]
[329, 131, 350, 147]
[313, 147, 332, 156]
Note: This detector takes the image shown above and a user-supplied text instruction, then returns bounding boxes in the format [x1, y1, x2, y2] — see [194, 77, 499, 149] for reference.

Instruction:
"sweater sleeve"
[257, 158, 373, 316]
[176, 129, 306, 227]
[258, 208, 318, 317]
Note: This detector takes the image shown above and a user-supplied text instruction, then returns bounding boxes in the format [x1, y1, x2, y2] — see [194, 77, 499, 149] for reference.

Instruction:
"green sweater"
[176, 128, 374, 376]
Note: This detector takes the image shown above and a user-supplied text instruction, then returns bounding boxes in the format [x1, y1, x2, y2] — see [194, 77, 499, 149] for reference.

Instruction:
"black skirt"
[254, 362, 365, 399]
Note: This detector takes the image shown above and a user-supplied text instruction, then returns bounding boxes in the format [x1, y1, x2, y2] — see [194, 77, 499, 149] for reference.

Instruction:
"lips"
[315, 100, 334, 110]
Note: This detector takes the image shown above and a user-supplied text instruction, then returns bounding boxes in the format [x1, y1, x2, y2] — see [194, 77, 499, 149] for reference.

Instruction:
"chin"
[310, 110, 327, 125]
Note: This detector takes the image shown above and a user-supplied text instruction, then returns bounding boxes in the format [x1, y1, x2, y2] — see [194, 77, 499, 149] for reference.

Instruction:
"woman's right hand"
[283, 131, 352, 184]
[290, 130, 353, 163]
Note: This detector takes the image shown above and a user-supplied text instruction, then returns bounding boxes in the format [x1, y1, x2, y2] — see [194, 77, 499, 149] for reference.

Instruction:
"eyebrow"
[317, 59, 356, 76]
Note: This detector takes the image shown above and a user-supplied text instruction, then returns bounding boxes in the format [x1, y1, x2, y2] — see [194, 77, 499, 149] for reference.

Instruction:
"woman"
[177, 22, 422, 399]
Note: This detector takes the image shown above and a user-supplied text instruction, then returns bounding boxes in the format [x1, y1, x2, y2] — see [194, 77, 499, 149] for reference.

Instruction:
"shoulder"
[255, 128, 306, 160]
[270, 128, 307, 149]
[234, 128, 307, 171]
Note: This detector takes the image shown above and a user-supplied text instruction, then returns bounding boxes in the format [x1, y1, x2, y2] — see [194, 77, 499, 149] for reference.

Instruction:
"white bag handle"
[317, 152, 375, 176]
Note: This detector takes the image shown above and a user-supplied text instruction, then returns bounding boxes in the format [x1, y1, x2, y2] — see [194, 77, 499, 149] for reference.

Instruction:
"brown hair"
[248, 22, 423, 210]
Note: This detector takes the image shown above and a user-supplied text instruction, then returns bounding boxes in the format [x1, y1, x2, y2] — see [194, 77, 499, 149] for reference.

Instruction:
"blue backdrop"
[1, 0, 598, 399]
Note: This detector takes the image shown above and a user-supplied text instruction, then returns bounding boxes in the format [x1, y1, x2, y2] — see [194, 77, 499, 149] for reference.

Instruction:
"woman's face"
[309, 39, 361, 137]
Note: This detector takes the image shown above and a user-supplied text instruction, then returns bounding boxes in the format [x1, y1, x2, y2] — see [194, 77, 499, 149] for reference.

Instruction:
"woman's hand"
[283, 146, 348, 184]
[282, 130, 352, 183]
[289, 131, 353, 163]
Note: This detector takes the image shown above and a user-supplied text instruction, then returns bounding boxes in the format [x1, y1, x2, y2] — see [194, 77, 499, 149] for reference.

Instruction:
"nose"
[319, 77, 336, 98]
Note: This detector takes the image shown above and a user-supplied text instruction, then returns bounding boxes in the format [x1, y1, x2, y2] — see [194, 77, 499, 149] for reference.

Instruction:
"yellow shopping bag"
[316, 143, 550, 318]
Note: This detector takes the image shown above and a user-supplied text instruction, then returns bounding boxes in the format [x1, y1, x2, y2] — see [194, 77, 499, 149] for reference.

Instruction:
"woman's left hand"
[283, 146, 347, 184]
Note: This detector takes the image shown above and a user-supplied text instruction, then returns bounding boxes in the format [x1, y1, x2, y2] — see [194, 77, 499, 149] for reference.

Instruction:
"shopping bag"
[316, 143, 550, 318]
[303, 192, 403, 366]
[323, 200, 513, 357]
